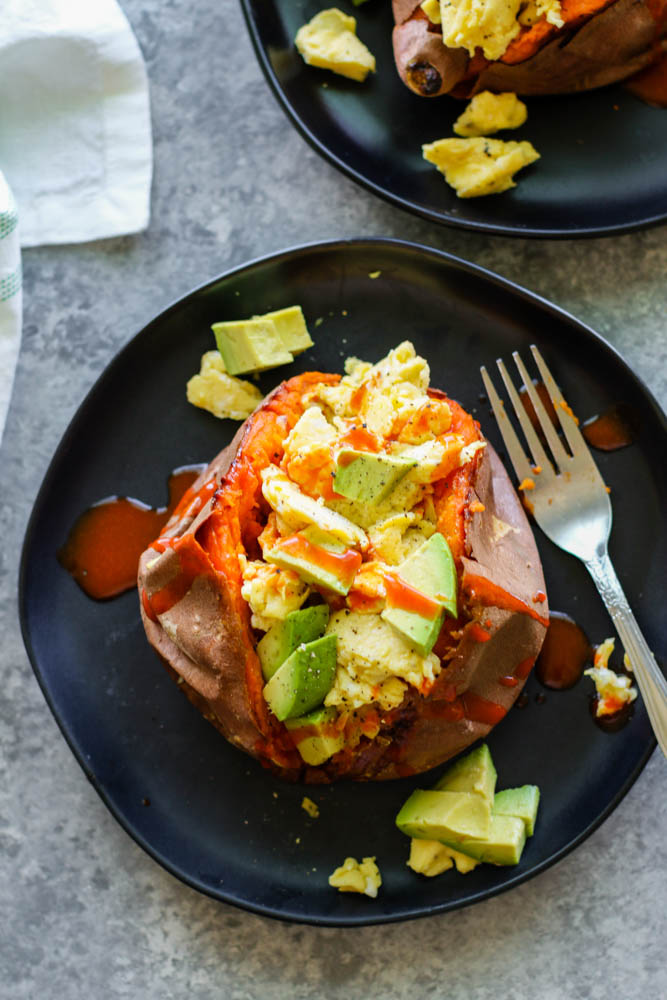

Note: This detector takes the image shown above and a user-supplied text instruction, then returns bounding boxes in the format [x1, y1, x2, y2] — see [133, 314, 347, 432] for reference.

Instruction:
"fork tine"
[530, 345, 590, 459]
[496, 359, 555, 476]
[480, 366, 534, 484]
[511, 351, 571, 471]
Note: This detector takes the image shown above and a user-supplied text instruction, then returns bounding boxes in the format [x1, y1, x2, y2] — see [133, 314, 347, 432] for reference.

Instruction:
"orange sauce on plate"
[58, 465, 203, 600]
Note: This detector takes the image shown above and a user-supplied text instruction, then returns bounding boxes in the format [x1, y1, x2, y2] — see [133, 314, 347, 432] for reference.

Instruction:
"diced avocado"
[258, 306, 313, 355]
[382, 606, 444, 659]
[432, 744, 497, 805]
[396, 789, 491, 842]
[493, 786, 540, 837]
[257, 605, 330, 681]
[381, 533, 457, 656]
[265, 527, 360, 596]
[212, 317, 293, 375]
[401, 533, 457, 617]
[284, 706, 344, 765]
[262, 634, 337, 721]
[438, 814, 527, 866]
[333, 450, 416, 504]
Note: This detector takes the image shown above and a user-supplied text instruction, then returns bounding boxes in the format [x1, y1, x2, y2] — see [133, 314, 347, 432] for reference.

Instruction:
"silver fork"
[481, 345, 667, 757]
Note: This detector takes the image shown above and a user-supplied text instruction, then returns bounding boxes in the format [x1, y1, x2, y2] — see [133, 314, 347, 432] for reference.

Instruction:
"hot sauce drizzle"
[384, 571, 443, 619]
[272, 533, 362, 590]
[58, 465, 204, 600]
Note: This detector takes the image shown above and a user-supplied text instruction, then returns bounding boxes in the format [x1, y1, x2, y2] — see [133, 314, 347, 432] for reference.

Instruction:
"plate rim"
[239, 0, 667, 240]
[19, 237, 661, 926]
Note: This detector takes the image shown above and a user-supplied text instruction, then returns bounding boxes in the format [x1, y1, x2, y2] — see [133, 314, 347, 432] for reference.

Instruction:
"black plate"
[20, 240, 665, 925]
[240, 0, 667, 238]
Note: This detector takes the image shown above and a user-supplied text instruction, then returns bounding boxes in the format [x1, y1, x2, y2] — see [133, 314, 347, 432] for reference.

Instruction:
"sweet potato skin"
[138, 382, 547, 782]
[392, 0, 667, 97]
[474, 0, 667, 94]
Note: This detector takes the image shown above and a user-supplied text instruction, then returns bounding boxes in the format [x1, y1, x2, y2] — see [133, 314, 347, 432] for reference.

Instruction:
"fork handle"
[585, 550, 667, 758]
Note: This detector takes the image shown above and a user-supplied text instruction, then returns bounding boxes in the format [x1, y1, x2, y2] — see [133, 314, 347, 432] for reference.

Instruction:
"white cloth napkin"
[0, 173, 22, 445]
[0, 0, 152, 248]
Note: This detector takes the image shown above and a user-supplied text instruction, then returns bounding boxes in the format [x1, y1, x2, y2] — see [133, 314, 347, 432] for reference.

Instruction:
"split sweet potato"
[138, 371, 548, 782]
[392, 0, 667, 97]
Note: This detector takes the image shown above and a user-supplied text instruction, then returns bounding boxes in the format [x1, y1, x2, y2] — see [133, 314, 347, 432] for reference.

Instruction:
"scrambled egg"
[519, 0, 564, 27]
[324, 610, 440, 711]
[245, 341, 483, 730]
[301, 796, 320, 818]
[439, 0, 563, 61]
[368, 511, 434, 566]
[329, 856, 382, 897]
[261, 465, 368, 549]
[295, 9, 376, 83]
[453, 92, 528, 138]
[585, 638, 637, 718]
[240, 559, 309, 631]
[408, 838, 479, 876]
[423, 137, 539, 197]
[186, 350, 263, 420]
[421, 0, 442, 22]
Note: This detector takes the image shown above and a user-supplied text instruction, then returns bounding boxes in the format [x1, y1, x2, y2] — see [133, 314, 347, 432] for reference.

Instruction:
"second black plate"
[241, 0, 667, 237]
[20, 240, 664, 925]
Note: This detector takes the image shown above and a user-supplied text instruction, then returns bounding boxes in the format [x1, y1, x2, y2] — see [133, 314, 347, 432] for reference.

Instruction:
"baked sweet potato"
[138, 356, 548, 782]
[393, 0, 667, 97]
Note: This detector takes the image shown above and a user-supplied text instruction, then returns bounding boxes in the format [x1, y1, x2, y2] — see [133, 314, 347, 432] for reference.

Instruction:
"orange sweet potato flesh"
[138, 372, 548, 782]
[393, 0, 667, 97]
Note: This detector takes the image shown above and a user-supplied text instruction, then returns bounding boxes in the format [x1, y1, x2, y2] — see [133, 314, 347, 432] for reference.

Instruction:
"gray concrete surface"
[1, 1, 666, 997]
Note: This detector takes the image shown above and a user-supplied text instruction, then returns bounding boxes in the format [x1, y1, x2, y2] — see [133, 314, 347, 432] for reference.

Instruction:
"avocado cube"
[258, 306, 313, 355]
[262, 634, 337, 721]
[284, 706, 344, 765]
[396, 789, 491, 842]
[493, 785, 540, 836]
[382, 533, 457, 655]
[432, 744, 497, 805]
[438, 814, 527, 866]
[257, 605, 330, 681]
[265, 528, 360, 596]
[382, 607, 444, 659]
[333, 450, 416, 504]
[212, 317, 293, 375]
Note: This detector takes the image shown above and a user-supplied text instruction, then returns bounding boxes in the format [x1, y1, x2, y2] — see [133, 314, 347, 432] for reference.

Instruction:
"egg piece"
[453, 92, 528, 137]
[585, 637, 637, 717]
[295, 8, 376, 83]
[261, 465, 368, 550]
[282, 405, 337, 498]
[408, 839, 479, 876]
[240, 560, 310, 632]
[324, 609, 440, 710]
[439, 0, 523, 61]
[422, 137, 540, 198]
[329, 856, 382, 897]
[518, 0, 564, 27]
[186, 350, 263, 420]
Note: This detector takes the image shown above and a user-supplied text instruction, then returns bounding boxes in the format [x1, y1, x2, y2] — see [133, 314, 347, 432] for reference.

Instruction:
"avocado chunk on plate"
[256, 305, 313, 355]
[284, 706, 344, 765]
[212, 317, 293, 375]
[395, 789, 491, 842]
[263, 634, 337, 721]
[493, 785, 540, 836]
[432, 743, 497, 804]
[257, 604, 330, 681]
[438, 813, 527, 866]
